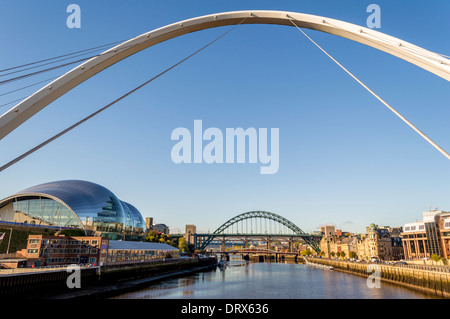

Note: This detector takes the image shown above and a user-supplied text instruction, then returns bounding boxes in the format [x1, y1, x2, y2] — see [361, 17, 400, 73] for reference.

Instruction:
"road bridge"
[192, 211, 322, 253]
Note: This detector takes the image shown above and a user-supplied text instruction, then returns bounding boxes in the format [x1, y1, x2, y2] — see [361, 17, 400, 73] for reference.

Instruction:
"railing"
[328, 258, 450, 274]
[0, 263, 98, 275]
[102, 257, 184, 267]
[307, 257, 450, 297]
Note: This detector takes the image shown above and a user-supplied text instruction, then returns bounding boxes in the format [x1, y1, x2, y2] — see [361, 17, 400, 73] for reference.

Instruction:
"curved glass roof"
[122, 201, 146, 230]
[0, 180, 146, 239]
[15, 180, 127, 225]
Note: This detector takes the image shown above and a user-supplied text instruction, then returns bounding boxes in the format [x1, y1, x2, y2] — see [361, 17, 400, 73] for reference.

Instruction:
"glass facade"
[425, 222, 441, 256]
[0, 180, 146, 240]
[12, 197, 83, 228]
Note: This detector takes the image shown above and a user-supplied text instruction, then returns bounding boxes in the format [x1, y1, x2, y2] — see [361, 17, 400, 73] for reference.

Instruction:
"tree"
[431, 254, 440, 264]
[336, 251, 341, 258]
[349, 251, 357, 259]
[330, 252, 335, 258]
[145, 230, 177, 248]
[340, 251, 346, 259]
[301, 249, 312, 256]
[178, 237, 189, 253]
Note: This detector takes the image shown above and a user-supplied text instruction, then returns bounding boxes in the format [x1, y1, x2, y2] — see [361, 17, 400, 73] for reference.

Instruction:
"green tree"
[431, 254, 440, 264]
[340, 251, 346, 259]
[349, 251, 357, 259]
[301, 249, 312, 256]
[336, 251, 341, 258]
[178, 237, 189, 252]
[330, 252, 335, 258]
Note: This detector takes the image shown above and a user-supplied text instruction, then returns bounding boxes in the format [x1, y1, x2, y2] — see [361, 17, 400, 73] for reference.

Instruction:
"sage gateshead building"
[0, 180, 147, 240]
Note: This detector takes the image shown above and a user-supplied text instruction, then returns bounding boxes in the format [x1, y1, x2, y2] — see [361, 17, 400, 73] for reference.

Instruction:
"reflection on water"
[111, 258, 440, 299]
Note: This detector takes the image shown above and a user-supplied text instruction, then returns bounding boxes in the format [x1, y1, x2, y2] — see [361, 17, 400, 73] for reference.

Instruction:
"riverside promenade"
[307, 257, 450, 298]
[0, 256, 217, 298]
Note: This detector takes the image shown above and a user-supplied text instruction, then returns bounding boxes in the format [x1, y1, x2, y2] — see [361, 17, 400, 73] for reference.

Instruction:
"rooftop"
[108, 240, 179, 251]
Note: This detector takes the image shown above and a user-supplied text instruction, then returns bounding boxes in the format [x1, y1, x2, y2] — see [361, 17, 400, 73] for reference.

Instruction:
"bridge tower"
[221, 236, 226, 252]
[184, 224, 197, 248]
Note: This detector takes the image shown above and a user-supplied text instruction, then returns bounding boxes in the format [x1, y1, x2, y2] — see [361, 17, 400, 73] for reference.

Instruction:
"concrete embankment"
[0, 257, 217, 299]
[307, 258, 450, 298]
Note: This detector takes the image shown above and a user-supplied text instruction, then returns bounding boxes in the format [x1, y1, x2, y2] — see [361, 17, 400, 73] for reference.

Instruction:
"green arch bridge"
[193, 211, 322, 253]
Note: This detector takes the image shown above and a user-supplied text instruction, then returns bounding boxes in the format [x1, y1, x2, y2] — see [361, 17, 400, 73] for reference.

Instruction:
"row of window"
[42, 248, 98, 255]
[403, 234, 426, 238]
[41, 239, 99, 245]
[404, 225, 425, 231]
[29, 238, 101, 246]
[46, 257, 97, 264]
[27, 248, 99, 255]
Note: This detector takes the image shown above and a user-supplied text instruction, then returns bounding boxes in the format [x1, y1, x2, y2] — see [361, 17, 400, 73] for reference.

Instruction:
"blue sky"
[0, 0, 449, 234]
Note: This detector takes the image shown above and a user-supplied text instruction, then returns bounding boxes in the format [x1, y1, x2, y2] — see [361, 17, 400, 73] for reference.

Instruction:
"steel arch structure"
[198, 211, 321, 252]
[1, 10, 449, 140]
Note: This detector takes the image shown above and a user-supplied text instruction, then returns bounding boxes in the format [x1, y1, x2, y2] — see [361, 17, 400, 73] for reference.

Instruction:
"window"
[410, 241, 416, 253]
[27, 249, 38, 254]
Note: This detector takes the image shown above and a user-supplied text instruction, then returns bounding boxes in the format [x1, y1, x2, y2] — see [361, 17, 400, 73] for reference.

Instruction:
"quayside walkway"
[307, 257, 450, 298]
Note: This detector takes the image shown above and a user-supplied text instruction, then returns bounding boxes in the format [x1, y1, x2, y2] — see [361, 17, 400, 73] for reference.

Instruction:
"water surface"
[111, 259, 439, 299]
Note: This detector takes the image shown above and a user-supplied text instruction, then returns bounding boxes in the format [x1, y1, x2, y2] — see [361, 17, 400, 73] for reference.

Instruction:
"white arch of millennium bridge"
[0, 10, 449, 159]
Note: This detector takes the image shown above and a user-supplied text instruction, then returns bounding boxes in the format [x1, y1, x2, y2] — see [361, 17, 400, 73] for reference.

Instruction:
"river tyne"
[111, 257, 440, 299]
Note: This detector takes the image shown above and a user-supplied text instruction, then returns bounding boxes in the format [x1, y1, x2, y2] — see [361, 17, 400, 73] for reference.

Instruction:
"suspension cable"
[0, 76, 59, 98]
[289, 18, 450, 161]
[0, 39, 126, 74]
[0, 17, 247, 173]
[0, 36, 172, 86]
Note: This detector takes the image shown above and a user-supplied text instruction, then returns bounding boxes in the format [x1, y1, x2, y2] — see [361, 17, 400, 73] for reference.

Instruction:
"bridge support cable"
[289, 18, 450, 161]
[0, 18, 247, 173]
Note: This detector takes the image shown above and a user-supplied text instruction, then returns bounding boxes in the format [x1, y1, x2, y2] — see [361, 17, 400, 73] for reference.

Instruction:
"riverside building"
[320, 224, 403, 261]
[21, 234, 107, 267]
[13, 234, 180, 268]
[0, 180, 147, 240]
[402, 209, 450, 260]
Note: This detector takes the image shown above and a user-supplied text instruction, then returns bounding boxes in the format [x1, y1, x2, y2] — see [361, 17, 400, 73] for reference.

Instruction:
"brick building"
[22, 234, 108, 267]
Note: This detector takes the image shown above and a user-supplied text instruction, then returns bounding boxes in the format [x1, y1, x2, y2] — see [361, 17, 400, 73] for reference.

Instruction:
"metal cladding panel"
[108, 240, 179, 251]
